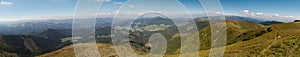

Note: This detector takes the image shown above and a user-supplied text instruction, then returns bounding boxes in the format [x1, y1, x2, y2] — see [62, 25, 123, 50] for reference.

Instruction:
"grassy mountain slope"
[38, 20, 266, 57]
[166, 20, 264, 55]
[0, 35, 42, 57]
[184, 20, 264, 51]
[0, 35, 70, 57]
[0, 35, 19, 57]
[37, 43, 118, 57]
[37, 20, 300, 57]
[199, 22, 300, 57]
[0, 50, 18, 57]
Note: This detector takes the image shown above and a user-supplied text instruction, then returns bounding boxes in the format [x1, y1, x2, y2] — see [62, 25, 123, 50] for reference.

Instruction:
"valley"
[0, 16, 299, 57]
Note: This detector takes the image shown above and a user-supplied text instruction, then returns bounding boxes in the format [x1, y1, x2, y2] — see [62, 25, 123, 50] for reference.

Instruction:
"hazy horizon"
[1, 0, 300, 21]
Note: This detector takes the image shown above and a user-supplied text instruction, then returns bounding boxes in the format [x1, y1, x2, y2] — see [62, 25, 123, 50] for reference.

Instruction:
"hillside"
[199, 22, 300, 57]
[37, 43, 118, 57]
[0, 50, 18, 57]
[38, 20, 267, 57]
[0, 35, 70, 57]
[34, 19, 300, 57]
[0, 35, 19, 57]
[194, 20, 264, 52]
[0, 26, 123, 57]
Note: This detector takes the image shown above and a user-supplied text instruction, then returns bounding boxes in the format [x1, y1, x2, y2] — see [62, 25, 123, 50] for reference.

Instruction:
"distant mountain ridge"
[202, 16, 265, 23]
[260, 21, 284, 25]
[0, 18, 113, 35]
[1, 16, 297, 57]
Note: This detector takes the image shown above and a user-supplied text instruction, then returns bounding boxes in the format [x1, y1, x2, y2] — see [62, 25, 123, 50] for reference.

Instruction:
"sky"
[221, 0, 300, 16]
[0, 0, 300, 21]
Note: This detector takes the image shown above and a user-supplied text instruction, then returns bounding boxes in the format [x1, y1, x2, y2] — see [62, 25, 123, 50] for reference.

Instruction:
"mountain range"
[37, 17, 300, 57]
[0, 16, 298, 57]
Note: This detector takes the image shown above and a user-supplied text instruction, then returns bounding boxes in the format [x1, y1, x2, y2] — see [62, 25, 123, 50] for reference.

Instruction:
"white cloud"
[241, 10, 250, 15]
[0, 1, 14, 5]
[0, 15, 74, 21]
[255, 12, 264, 15]
[0, 19, 22, 22]
[114, 2, 123, 5]
[243, 10, 249, 13]
[51, 0, 69, 2]
[240, 9, 298, 21]
[127, 5, 135, 8]
[215, 12, 221, 14]
[95, 0, 111, 2]
[273, 14, 280, 16]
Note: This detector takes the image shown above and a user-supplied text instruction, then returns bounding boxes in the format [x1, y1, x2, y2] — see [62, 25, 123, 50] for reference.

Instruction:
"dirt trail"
[260, 26, 279, 55]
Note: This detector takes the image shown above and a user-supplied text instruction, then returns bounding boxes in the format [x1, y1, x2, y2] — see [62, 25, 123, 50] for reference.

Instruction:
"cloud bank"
[114, 2, 123, 5]
[0, 1, 14, 5]
[241, 9, 298, 21]
[95, 0, 111, 2]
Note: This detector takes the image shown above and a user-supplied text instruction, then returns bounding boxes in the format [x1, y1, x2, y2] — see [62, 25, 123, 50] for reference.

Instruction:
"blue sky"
[221, 0, 300, 16]
[0, 0, 299, 21]
[0, 0, 77, 19]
